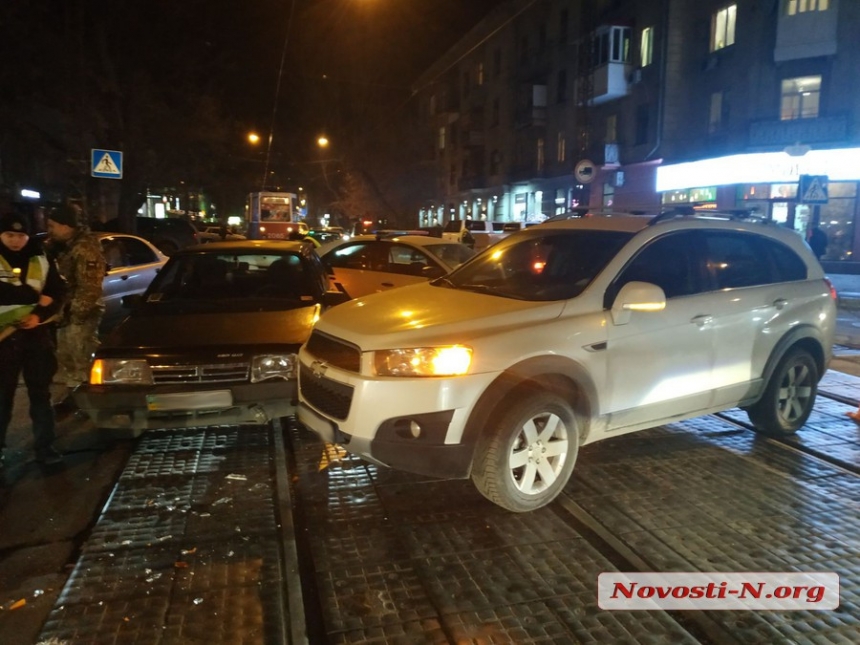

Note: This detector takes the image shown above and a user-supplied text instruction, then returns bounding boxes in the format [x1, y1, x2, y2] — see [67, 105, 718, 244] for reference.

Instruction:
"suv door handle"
[773, 298, 788, 310]
[381, 282, 395, 287]
[691, 314, 713, 327]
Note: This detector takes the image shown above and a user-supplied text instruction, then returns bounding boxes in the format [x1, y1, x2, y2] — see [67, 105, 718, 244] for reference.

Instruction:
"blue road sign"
[91, 149, 123, 179]
[799, 174, 828, 204]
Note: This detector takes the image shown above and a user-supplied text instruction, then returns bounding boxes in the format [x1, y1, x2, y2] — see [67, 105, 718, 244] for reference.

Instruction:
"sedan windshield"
[144, 251, 320, 310]
[440, 230, 633, 301]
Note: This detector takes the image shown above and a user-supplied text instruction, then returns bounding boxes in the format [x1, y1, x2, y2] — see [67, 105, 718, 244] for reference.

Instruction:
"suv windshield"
[441, 230, 633, 301]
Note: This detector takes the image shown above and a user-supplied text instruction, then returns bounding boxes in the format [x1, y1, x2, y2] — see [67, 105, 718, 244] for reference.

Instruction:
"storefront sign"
[656, 147, 860, 192]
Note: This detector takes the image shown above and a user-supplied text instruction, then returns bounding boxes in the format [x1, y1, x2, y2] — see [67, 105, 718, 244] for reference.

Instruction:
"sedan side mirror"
[610, 281, 666, 326]
[422, 265, 446, 279]
[121, 293, 145, 310]
[323, 289, 351, 308]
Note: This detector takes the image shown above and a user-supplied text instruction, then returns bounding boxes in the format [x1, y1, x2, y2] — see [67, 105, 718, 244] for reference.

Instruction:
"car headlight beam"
[374, 346, 472, 377]
[251, 353, 298, 382]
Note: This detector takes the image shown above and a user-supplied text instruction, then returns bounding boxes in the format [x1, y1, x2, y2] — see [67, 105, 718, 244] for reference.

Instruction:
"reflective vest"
[0, 253, 49, 329]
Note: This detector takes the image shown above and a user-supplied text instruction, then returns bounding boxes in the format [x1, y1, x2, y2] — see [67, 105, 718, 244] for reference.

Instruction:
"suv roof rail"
[648, 204, 770, 226]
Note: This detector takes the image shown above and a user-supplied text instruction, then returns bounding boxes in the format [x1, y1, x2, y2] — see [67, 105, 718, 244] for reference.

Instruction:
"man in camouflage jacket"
[46, 204, 106, 393]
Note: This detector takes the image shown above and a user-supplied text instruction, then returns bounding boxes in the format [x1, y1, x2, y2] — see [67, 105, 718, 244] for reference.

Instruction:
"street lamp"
[248, 132, 261, 145]
[317, 135, 329, 148]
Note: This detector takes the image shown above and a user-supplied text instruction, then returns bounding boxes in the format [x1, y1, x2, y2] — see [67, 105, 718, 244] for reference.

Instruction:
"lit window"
[710, 4, 737, 52]
[476, 62, 484, 86]
[787, 0, 829, 16]
[709, 92, 723, 133]
[640, 26, 654, 67]
[780, 76, 821, 120]
[438, 126, 446, 151]
[537, 138, 545, 172]
[557, 132, 566, 163]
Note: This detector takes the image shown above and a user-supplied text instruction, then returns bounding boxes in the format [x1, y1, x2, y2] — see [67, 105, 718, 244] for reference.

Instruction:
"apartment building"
[412, 0, 860, 263]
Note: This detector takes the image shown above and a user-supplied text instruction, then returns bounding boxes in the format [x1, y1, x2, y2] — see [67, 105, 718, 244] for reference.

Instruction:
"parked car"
[97, 232, 168, 333]
[192, 222, 247, 243]
[441, 218, 505, 251]
[297, 211, 837, 512]
[99, 216, 200, 255]
[75, 240, 349, 435]
[317, 234, 476, 299]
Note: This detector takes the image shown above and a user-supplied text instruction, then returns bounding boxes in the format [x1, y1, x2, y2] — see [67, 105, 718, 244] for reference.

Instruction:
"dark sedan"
[75, 240, 348, 434]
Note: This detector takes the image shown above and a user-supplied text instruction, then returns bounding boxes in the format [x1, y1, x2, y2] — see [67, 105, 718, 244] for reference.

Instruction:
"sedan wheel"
[472, 392, 579, 512]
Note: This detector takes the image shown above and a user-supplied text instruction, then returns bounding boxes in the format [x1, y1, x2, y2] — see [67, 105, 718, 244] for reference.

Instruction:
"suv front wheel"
[472, 392, 579, 512]
[747, 348, 819, 435]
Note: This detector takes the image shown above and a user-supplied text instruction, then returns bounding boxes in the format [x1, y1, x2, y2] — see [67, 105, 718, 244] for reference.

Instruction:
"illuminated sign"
[656, 147, 860, 192]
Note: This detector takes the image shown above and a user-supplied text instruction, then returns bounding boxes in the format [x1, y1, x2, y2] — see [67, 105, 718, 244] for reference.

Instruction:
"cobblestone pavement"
[31, 371, 860, 644]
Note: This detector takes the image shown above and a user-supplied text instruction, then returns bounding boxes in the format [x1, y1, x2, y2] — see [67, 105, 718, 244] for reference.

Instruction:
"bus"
[246, 192, 307, 240]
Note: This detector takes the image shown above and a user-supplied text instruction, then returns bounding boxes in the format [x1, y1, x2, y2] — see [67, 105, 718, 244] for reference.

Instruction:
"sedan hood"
[315, 282, 565, 350]
[105, 307, 319, 349]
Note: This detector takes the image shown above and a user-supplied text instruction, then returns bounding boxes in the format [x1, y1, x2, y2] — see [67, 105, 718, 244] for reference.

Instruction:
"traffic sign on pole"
[91, 149, 123, 179]
[798, 174, 828, 204]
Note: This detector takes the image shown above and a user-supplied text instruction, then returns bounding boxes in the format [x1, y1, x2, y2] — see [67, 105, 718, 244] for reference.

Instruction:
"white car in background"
[317, 234, 476, 299]
[97, 232, 168, 333]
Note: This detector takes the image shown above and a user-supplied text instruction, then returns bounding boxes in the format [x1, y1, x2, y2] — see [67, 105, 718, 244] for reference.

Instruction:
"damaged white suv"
[297, 213, 837, 512]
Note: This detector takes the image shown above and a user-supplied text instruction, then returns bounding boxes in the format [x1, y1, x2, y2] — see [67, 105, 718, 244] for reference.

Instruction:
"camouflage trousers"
[56, 318, 101, 388]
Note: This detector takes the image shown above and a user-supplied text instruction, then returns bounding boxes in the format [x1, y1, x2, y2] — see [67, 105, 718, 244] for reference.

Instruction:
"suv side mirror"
[610, 281, 666, 326]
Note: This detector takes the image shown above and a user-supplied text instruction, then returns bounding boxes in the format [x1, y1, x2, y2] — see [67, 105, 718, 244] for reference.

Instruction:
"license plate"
[146, 390, 233, 412]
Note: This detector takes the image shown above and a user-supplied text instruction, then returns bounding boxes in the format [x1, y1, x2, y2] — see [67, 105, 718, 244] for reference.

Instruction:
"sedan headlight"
[251, 354, 298, 382]
[374, 346, 472, 377]
[90, 359, 153, 385]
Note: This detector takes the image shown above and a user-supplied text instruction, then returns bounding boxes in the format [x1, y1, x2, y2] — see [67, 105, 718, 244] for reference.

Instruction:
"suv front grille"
[305, 330, 361, 372]
[300, 364, 354, 420]
[151, 362, 249, 384]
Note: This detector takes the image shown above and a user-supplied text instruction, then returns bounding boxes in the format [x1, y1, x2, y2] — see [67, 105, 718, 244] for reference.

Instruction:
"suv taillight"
[823, 277, 838, 301]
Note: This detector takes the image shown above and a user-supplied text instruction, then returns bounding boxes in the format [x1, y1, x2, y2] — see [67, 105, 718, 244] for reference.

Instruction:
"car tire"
[471, 391, 579, 512]
[747, 348, 818, 435]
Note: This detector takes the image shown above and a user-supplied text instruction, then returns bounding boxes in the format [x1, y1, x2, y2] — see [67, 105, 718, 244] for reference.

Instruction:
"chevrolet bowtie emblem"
[310, 360, 328, 379]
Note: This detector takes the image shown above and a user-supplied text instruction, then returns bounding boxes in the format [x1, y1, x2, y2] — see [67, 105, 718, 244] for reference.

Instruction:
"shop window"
[786, 0, 830, 16]
[710, 4, 737, 52]
[780, 76, 821, 120]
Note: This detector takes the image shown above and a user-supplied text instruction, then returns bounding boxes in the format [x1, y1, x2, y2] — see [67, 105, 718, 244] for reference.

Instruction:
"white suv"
[297, 213, 837, 512]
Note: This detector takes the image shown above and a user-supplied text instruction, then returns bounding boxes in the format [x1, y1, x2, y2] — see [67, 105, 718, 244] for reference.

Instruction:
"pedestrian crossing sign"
[91, 149, 123, 179]
[799, 174, 828, 204]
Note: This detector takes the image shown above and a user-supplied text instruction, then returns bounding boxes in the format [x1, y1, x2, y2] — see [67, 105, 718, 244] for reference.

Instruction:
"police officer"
[46, 204, 106, 400]
[0, 211, 67, 465]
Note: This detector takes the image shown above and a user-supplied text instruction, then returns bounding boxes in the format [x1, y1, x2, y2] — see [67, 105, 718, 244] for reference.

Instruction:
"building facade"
[413, 0, 860, 263]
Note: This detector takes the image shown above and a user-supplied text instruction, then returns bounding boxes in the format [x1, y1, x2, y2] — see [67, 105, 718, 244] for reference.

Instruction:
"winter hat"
[0, 211, 31, 236]
[48, 204, 80, 228]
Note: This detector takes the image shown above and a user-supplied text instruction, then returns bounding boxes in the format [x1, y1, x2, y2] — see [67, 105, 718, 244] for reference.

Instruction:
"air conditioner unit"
[629, 68, 642, 84]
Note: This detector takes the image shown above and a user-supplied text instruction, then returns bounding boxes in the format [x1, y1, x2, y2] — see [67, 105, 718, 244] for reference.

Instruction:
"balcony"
[580, 62, 633, 105]
[514, 106, 547, 129]
[748, 115, 847, 148]
[775, 7, 838, 62]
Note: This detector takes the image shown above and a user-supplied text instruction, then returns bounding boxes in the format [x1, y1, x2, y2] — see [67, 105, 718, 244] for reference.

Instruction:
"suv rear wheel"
[472, 392, 579, 512]
[747, 348, 818, 435]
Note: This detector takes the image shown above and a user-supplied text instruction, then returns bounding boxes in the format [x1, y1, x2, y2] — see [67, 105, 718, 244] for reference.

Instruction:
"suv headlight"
[90, 359, 153, 385]
[374, 346, 472, 377]
[251, 354, 298, 382]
